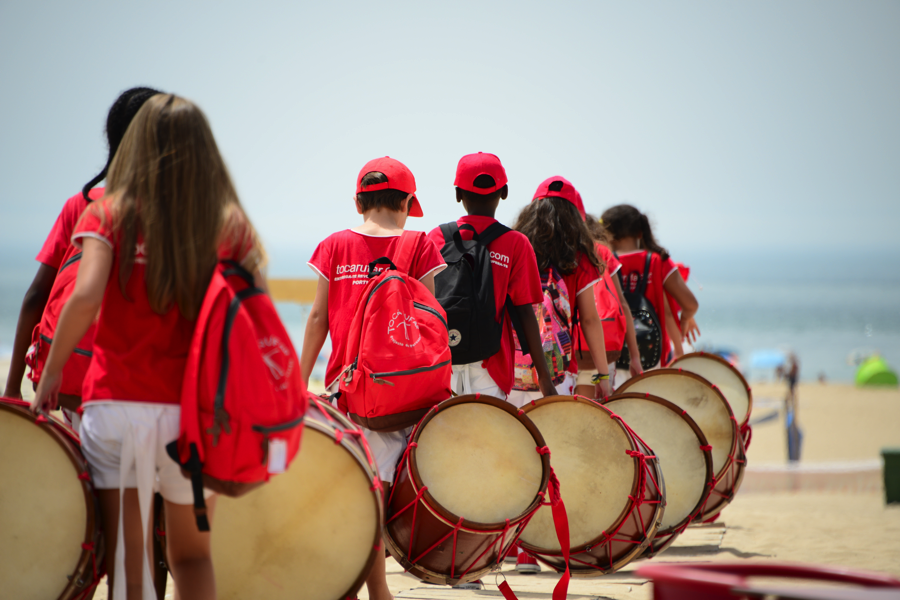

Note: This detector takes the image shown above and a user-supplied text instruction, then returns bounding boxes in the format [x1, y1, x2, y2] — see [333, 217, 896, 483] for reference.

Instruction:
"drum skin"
[604, 393, 714, 557]
[671, 352, 753, 427]
[615, 369, 747, 521]
[519, 396, 665, 576]
[0, 398, 104, 600]
[211, 399, 382, 600]
[385, 395, 549, 585]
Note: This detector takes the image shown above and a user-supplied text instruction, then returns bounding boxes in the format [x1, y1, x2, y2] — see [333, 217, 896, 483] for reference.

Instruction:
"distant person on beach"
[782, 352, 800, 410]
[601, 204, 699, 379]
[510, 176, 612, 405]
[576, 207, 643, 396]
[4, 87, 160, 429]
[301, 157, 445, 600]
[427, 153, 557, 402]
[31, 94, 266, 600]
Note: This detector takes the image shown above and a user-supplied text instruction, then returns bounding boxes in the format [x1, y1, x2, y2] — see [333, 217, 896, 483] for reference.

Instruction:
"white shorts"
[325, 382, 412, 483]
[506, 372, 575, 409]
[80, 402, 208, 505]
[450, 362, 506, 400]
[573, 363, 617, 395]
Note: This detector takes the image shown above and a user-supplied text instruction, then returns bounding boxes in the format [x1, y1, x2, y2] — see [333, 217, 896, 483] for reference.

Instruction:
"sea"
[2, 248, 898, 385]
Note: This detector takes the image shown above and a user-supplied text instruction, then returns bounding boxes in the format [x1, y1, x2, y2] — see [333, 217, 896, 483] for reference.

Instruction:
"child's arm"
[300, 275, 329, 387]
[31, 239, 111, 413]
[663, 271, 700, 344]
[4, 264, 57, 398]
[420, 272, 436, 296]
[576, 285, 612, 398]
[613, 276, 643, 377]
[514, 304, 558, 398]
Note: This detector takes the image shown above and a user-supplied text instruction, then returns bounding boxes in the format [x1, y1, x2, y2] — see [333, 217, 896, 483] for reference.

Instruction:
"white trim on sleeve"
[72, 231, 113, 250]
[609, 263, 622, 277]
[419, 264, 447, 281]
[662, 265, 679, 283]
[307, 262, 329, 282]
[576, 277, 601, 297]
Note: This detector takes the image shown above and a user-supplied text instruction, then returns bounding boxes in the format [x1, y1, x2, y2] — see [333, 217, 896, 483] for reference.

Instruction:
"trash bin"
[882, 448, 900, 504]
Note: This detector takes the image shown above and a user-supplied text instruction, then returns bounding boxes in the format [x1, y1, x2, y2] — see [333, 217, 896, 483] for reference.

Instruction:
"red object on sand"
[636, 562, 900, 600]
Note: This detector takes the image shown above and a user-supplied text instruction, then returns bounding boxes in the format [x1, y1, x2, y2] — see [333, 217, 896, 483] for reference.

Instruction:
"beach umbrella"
[748, 349, 786, 369]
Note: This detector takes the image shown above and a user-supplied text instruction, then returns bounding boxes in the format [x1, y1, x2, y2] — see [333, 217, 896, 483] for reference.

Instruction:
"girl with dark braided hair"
[510, 176, 612, 403]
[5, 87, 162, 419]
[600, 204, 699, 373]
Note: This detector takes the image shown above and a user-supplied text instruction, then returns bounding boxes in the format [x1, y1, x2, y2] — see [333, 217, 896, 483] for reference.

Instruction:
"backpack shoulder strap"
[477, 221, 511, 247]
[638, 251, 652, 296]
[393, 230, 422, 276]
[439, 222, 459, 245]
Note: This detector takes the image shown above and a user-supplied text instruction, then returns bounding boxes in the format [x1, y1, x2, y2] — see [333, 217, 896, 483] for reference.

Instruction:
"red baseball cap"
[532, 175, 585, 218]
[355, 156, 423, 217]
[454, 152, 508, 194]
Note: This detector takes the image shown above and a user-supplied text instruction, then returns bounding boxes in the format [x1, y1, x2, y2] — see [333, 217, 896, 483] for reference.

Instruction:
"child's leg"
[98, 488, 145, 600]
[164, 497, 217, 600]
[366, 481, 393, 600]
[575, 354, 597, 398]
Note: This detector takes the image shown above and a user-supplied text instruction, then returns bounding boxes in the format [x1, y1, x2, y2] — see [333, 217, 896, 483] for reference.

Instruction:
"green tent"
[855, 355, 899, 387]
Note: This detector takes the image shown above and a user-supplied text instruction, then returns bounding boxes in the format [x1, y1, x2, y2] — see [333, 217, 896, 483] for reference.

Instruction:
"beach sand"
[3, 359, 899, 598]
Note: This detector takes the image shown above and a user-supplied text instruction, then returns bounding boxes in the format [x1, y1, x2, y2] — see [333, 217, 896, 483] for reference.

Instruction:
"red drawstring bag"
[167, 261, 308, 531]
[26, 247, 96, 396]
[338, 231, 452, 432]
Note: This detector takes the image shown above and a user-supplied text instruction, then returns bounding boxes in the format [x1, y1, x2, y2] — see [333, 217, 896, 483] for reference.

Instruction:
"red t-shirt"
[561, 253, 601, 374]
[35, 188, 104, 268]
[426, 216, 543, 395]
[616, 250, 678, 355]
[308, 229, 446, 388]
[72, 200, 252, 405]
[575, 243, 626, 357]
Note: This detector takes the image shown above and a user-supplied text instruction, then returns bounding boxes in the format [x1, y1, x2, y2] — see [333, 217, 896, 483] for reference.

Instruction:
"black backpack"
[435, 222, 514, 365]
[616, 251, 663, 370]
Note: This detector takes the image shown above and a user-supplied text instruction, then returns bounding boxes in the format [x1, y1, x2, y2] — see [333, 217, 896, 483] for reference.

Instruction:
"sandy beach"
[3, 360, 899, 599]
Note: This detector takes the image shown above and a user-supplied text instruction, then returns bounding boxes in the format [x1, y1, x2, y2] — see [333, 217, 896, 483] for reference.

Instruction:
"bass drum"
[671, 352, 753, 428]
[603, 393, 714, 556]
[385, 395, 549, 585]
[0, 398, 104, 600]
[519, 395, 665, 576]
[211, 398, 383, 600]
[615, 369, 746, 520]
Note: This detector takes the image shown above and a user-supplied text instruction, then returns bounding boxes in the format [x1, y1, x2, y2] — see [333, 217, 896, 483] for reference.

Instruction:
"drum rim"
[671, 352, 753, 426]
[615, 369, 740, 482]
[603, 392, 715, 539]
[518, 394, 663, 560]
[0, 398, 104, 598]
[407, 394, 551, 531]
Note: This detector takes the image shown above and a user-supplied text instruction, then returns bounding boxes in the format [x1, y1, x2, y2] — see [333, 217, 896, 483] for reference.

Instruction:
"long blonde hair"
[103, 94, 265, 319]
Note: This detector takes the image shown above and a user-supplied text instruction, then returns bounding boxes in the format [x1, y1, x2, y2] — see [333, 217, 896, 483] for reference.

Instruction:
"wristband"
[591, 373, 610, 384]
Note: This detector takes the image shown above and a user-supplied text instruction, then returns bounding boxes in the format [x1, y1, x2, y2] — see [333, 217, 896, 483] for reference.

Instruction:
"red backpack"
[338, 231, 452, 432]
[26, 246, 96, 397]
[167, 261, 308, 531]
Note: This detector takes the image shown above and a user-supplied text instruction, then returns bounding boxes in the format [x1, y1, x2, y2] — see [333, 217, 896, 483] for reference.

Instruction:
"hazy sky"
[1, 1, 898, 280]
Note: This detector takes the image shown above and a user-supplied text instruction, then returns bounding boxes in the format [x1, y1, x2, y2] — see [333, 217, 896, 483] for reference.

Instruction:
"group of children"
[8, 88, 699, 599]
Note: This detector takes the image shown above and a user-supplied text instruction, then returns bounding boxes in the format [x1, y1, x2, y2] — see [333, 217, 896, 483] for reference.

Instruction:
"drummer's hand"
[31, 370, 61, 414]
[595, 379, 611, 400]
[539, 379, 558, 398]
[681, 317, 701, 344]
[629, 350, 643, 378]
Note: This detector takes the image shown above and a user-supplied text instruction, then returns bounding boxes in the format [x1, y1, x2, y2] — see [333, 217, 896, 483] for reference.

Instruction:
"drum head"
[519, 398, 635, 550]
[415, 400, 543, 525]
[0, 406, 87, 599]
[616, 370, 736, 478]
[604, 395, 712, 532]
[672, 353, 752, 426]
[212, 410, 380, 600]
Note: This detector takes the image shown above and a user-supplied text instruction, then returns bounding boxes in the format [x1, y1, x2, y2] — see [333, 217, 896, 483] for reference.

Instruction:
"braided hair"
[600, 204, 669, 260]
[81, 86, 162, 200]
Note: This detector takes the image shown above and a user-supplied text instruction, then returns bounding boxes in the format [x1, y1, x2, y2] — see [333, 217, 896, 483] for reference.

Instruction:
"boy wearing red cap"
[301, 157, 445, 600]
[428, 153, 556, 402]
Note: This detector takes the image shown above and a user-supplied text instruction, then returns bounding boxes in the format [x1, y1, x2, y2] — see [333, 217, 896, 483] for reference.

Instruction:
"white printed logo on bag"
[448, 329, 461, 347]
[387, 310, 421, 349]
[259, 336, 294, 389]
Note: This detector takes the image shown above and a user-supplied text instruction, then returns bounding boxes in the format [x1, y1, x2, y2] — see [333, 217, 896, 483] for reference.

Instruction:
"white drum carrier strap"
[114, 409, 160, 600]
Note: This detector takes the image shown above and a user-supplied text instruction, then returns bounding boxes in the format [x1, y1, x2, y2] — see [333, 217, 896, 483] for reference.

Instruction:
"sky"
[1, 0, 898, 282]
